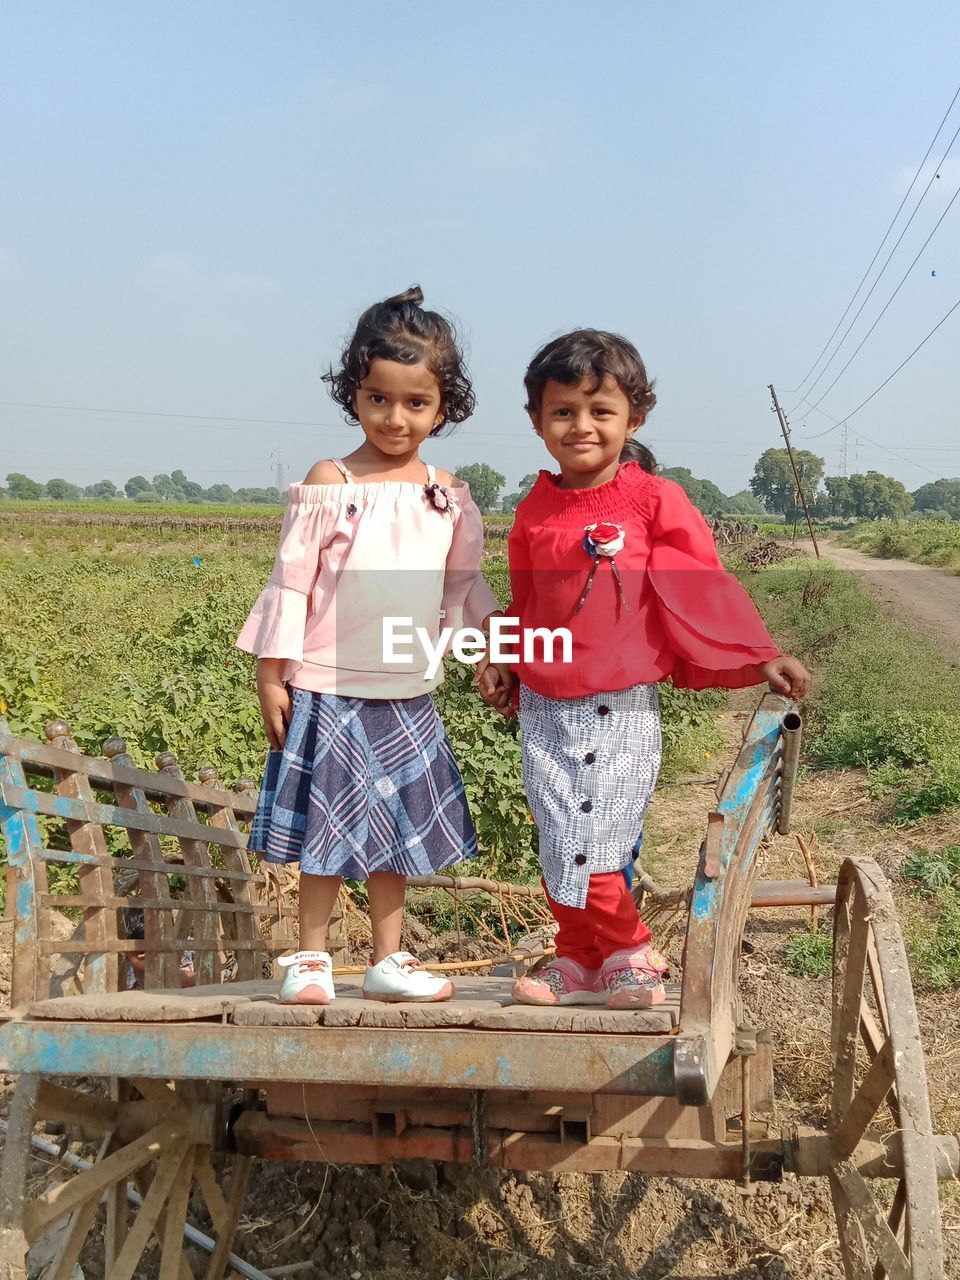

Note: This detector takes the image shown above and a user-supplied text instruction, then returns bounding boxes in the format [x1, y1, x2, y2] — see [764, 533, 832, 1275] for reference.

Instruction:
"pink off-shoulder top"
[237, 463, 500, 699]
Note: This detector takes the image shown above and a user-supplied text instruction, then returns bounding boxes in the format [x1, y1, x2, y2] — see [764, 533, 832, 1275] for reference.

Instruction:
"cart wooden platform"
[0, 696, 956, 1278]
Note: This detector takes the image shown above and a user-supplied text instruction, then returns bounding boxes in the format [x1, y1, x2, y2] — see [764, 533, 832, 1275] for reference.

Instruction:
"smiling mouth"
[566, 441, 599, 451]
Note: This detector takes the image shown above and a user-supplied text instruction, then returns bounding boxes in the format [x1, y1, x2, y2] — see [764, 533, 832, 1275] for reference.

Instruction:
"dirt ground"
[820, 537, 960, 657]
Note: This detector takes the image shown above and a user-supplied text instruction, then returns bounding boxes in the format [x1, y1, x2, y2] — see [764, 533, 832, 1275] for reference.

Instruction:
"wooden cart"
[0, 696, 955, 1278]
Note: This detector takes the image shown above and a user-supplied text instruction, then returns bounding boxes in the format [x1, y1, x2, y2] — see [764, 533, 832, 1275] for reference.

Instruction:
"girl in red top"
[484, 330, 810, 1008]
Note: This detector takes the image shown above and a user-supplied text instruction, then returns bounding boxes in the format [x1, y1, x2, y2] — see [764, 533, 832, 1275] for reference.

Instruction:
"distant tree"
[848, 471, 912, 520]
[750, 449, 824, 519]
[519, 473, 538, 497]
[5, 472, 43, 500]
[696, 479, 727, 518]
[45, 478, 83, 501]
[152, 473, 181, 500]
[659, 467, 726, 518]
[454, 463, 506, 512]
[907, 508, 952, 522]
[659, 466, 699, 500]
[725, 489, 766, 517]
[203, 484, 235, 503]
[153, 469, 203, 501]
[500, 492, 523, 513]
[234, 486, 283, 505]
[124, 475, 152, 499]
[912, 478, 960, 521]
[84, 479, 119, 500]
[823, 476, 854, 518]
[136, 490, 163, 503]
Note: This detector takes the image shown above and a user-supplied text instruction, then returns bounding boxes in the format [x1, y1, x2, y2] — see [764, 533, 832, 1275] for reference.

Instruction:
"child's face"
[530, 375, 643, 487]
[354, 358, 443, 458]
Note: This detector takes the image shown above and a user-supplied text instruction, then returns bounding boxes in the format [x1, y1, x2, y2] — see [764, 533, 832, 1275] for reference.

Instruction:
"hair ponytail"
[384, 284, 424, 307]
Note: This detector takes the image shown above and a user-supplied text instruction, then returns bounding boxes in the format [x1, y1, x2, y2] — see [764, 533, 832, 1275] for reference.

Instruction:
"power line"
[846, 430, 943, 478]
[0, 399, 526, 441]
[788, 80, 960, 399]
[794, 175, 960, 421]
[0, 399, 347, 431]
[830, 293, 960, 425]
[795, 292, 960, 459]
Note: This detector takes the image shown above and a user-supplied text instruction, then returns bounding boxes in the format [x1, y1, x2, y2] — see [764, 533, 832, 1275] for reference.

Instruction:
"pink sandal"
[512, 956, 606, 1006]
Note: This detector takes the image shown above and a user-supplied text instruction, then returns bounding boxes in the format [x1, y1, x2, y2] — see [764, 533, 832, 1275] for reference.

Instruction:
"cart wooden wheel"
[0, 1075, 250, 1280]
[827, 856, 943, 1280]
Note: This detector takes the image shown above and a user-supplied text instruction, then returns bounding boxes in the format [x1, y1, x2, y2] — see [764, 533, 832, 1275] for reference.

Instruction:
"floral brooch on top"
[577, 521, 629, 613]
[424, 482, 451, 513]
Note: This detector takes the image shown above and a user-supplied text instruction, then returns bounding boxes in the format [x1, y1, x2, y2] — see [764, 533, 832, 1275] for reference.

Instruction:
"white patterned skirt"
[518, 683, 662, 909]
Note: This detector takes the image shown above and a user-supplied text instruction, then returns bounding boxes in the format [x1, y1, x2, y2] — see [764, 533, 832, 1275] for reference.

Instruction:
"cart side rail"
[0, 717, 293, 1007]
[674, 692, 801, 1105]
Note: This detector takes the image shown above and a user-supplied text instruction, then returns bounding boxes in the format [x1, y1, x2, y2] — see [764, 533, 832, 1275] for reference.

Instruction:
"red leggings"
[545, 871, 651, 969]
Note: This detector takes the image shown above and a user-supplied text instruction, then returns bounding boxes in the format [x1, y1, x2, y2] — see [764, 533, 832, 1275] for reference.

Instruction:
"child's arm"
[649, 479, 810, 696]
[476, 506, 532, 716]
[237, 469, 337, 745]
[439, 473, 516, 709]
[256, 657, 291, 750]
[757, 655, 811, 700]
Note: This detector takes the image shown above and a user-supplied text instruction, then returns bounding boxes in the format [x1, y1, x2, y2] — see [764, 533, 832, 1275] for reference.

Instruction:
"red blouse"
[507, 462, 781, 699]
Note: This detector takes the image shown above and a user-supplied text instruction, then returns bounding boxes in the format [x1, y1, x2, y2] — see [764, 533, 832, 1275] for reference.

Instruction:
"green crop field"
[0, 499, 286, 518]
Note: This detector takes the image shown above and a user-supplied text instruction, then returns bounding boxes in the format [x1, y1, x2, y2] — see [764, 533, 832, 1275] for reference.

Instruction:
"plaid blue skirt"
[249, 687, 478, 878]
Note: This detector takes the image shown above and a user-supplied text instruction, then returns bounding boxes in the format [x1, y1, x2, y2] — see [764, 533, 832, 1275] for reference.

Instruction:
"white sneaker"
[278, 951, 335, 1005]
[363, 952, 454, 1003]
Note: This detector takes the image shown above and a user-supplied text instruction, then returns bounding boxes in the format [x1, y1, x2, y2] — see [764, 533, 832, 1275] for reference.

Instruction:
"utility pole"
[271, 448, 286, 495]
[768, 384, 820, 558]
[840, 421, 849, 479]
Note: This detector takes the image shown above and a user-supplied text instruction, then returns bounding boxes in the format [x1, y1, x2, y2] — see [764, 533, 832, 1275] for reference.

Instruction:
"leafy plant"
[907, 888, 960, 990]
[784, 930, 832, 978]
[903, 846, 960, 894]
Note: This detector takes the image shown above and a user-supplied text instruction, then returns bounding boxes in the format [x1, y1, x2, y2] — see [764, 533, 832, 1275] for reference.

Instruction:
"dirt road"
[821, 538, 960, 658]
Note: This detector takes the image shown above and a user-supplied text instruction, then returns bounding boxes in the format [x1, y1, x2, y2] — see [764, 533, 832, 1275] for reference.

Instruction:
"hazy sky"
[2, 1, 959, 497]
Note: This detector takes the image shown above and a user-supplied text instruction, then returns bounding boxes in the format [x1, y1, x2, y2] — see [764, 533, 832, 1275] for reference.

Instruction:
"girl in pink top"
[237, 287, 499, 1005]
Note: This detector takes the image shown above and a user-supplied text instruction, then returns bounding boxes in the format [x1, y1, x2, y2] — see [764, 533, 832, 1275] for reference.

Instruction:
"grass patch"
[783, 930, 832, 978]
[743, 559, 960, 821]
[902, 845, 960, 893]
[906, 888, 960, 990]
[843, 520, 960, 573]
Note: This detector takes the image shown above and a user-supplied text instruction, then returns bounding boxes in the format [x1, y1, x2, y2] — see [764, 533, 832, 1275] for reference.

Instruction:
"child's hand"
[473, 654, 517, 718]
[759, 655, 811, 701]
[256, 659, 292, 750]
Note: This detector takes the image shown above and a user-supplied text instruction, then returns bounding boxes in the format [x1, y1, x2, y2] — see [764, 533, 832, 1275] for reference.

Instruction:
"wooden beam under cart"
[0, 1021, 677, 1096]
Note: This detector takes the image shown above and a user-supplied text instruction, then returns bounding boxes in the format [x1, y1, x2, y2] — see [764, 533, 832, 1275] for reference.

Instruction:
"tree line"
[5, 456, 958, 521]
[2, 470, 283, 505]
[748, 450, 960, 522]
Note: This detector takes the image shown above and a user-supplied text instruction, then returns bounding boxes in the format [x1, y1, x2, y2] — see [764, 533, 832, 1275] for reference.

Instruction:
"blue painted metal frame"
[0, 739, 48, 1008]
[674, 692, 796, 1105]
[0, 1021, 677, 1096]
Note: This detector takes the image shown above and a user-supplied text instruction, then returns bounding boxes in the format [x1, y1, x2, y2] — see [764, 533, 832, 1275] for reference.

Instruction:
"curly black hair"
[523, 328, 657, 421]
[322, 286, 475, 434]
